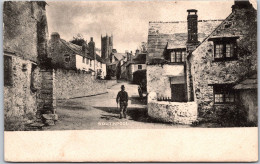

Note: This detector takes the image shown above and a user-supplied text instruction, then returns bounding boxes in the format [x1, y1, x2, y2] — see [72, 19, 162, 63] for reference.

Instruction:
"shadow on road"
[129, 96, 147, 105]
[95, 107, 156, 123]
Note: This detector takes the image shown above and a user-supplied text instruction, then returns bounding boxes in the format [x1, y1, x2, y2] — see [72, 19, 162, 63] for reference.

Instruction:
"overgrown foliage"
[216, 105, 257, 127]
[70, 33, 86, 46]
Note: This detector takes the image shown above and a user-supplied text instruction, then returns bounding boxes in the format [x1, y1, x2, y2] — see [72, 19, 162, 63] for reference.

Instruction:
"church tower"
[101, 34, 113, 60]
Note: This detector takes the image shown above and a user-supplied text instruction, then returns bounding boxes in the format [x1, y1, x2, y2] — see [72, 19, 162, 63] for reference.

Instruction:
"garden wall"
[55, 69, 109, 99]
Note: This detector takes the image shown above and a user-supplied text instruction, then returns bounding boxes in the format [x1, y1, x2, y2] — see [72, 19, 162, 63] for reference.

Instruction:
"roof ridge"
[60, 39, 94, 59]
[60, 39, 80, 55]
[191, 13, 232, 52]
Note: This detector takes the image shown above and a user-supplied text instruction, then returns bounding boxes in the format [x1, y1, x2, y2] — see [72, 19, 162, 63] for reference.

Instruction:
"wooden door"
[171, 84, 186, 102]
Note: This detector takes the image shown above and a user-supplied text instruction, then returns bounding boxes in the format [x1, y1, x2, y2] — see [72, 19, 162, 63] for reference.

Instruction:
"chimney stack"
[88, 37, 96, 77]
[82, 42, 87, 57]
[88, 37, 95, 58]
[232, 0, 252, 12]
[136, 49, 140, 55]
[187, 9, 198, 44]
[51, 32, 60, 41]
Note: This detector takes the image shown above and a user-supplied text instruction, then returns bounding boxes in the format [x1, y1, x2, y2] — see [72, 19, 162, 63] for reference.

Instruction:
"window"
[213, 85, 236, 104]
[86, 59, 89, 64]
[138, 65, 142, 70]
[64, 54, 70, 63]
[176, 52, 182, 62]
[215, 44, 224, 59]
[82, 57, 85, 63]
[90, 60, 92, 67]
[4, 55, 12, 86]
[170, 50, 185, 63]
[213, 40, 237, 61]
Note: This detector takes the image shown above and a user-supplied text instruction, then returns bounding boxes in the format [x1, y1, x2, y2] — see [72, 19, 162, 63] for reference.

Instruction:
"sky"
[46, 0, 257, 53]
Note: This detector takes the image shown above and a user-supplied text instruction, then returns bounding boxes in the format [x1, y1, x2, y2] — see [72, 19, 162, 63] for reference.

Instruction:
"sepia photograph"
[3, 0, 258, 162]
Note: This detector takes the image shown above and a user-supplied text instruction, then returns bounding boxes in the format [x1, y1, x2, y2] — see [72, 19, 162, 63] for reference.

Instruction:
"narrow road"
[43, 81, 190, 130]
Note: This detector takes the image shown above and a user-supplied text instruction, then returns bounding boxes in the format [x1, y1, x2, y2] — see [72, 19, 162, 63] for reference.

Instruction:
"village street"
[43, 82, 191, 130]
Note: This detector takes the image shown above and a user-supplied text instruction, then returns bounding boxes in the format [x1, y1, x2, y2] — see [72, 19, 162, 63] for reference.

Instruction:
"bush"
[217, 106, 253, 127]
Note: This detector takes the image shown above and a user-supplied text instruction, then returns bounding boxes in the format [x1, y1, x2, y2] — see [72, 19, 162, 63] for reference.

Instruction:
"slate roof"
[147, 20, 223, 63]
[60, 39, 94, 60]
[125, 53, 147, 67]
[132, 53, 147, 64]
[233, 74, 257, 90]
[60, 39, 106, 63]
[113, 53, 126, 61]
[95, 54, 105, 63]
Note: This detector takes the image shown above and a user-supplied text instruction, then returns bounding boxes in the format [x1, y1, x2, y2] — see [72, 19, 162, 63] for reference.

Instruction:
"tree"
[70, 33, 86, 46]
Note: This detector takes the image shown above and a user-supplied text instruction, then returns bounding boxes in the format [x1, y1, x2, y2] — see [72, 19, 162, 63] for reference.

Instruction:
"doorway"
[171, 84, 186, 102]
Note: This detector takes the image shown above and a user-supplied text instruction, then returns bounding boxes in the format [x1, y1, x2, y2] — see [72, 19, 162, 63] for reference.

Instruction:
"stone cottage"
[146, 9, 223, 124]
[146, 0, 257, 125]
[120, 52, 134, 80]
[48, 33, 106, 78]
[126, 52, 147, 82]
[188, 0, 257, 124]
[106, 52, 127, 79]
[4, 1, 57, 128]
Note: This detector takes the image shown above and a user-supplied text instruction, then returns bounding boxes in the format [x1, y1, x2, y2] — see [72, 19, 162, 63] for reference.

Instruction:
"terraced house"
[48, 33, 106, 79]
[147, 0, 257, 125]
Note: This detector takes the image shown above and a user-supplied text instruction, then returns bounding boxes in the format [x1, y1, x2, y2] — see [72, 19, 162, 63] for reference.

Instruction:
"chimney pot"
[187, 9, 198, 15]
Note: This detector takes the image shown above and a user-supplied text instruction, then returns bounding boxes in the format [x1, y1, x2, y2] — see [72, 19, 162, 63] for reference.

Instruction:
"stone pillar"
[38, 67, 56, 114]
[36, 67, 57, 126]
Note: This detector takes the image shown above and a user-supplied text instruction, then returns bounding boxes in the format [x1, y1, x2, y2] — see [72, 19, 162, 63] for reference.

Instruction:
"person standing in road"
[116, 85, 128, 119]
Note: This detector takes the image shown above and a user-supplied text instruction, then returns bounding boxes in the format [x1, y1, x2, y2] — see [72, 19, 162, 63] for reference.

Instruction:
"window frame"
[169, 49, 185, 63]
[213, 84, 236, 104]
[213, 39, 237, 62]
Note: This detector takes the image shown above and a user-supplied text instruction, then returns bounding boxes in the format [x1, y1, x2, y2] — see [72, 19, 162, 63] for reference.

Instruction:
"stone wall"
[147, 92, 197, 124]
[55, 69, 108, 99]
[238, 89, 258, 124]
[4, 54, 40, 119]
[147, 64, 186, 99]
[4, 1, 50, 123]
[3, 1, 46, 62]
[106, 80, 118, 89]
[48, 35, 77, 70]
[189, 4, 257, 117]
[147, 65, 171, 98]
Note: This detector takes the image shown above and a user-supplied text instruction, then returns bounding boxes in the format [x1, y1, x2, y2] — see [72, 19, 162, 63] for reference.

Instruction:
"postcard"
[3, 0, 258, 162]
